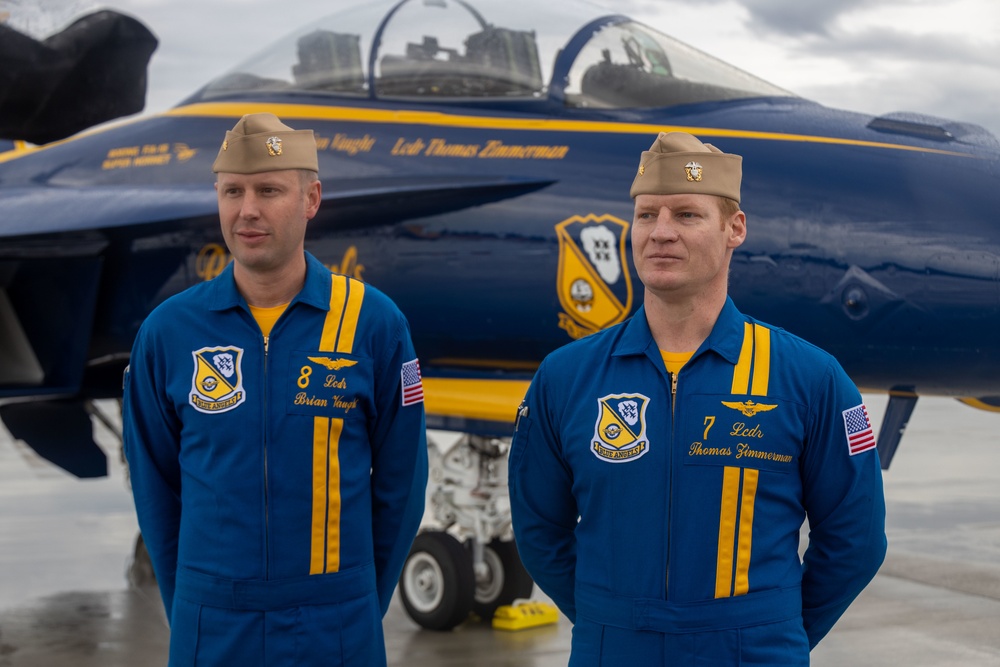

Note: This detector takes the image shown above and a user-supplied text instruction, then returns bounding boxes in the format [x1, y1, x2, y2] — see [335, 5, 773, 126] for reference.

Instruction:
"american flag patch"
[401, 359, 424, 406]
[842, 404, 876, 455]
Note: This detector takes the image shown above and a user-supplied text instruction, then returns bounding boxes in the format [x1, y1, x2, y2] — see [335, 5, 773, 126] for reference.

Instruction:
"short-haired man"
[124, 113, 428, 666]
[509, 132, 886, 665]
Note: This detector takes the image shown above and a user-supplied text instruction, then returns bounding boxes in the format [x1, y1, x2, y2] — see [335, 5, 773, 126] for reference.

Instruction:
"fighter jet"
[1, 0, 998, 629]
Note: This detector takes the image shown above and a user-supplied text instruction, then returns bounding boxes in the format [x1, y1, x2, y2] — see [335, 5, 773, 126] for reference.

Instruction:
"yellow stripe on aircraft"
[958, 397, 1000, 413]
[422, 378, 531, 425]
[165, 102, 980, 158]
[0, 99, 983, 165]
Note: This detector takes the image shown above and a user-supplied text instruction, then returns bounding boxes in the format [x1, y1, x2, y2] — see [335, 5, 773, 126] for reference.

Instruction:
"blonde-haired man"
[509, 132, 886, 665]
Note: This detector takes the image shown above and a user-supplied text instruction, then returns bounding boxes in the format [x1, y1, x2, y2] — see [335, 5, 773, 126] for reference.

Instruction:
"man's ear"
[728, 210, 747, 249]
[305, 179, 322, 220]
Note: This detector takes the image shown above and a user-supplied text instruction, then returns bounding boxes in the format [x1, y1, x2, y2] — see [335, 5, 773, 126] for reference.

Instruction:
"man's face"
[215, 170, 320, 275]
[631, 193, 746, 300]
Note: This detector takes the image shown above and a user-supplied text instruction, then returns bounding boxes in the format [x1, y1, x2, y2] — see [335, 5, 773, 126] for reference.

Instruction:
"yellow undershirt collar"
[660, 350, 694, 375]
[248, 302, 288, 338]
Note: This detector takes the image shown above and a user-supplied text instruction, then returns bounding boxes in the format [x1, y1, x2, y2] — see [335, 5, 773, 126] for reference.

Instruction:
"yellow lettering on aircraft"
[389, 136, 569, 160]
[328, 246, 365, 281]
[315, 133, 376, 155]
[102, 143, 196, 170]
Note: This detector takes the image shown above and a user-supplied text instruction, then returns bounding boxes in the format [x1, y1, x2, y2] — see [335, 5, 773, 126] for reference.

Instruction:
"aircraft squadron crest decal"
[555, 214, 633, 339]
[592, 393, 650, 462]
[190, 346, 246, 413]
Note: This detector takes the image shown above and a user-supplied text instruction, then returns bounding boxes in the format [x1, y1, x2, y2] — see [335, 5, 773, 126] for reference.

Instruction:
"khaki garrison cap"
[212, 112, 318, 174]
[629, 131, 742, 203]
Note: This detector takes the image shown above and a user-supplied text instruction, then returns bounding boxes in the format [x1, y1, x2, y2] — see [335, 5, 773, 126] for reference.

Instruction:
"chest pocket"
[286, 351, 373, 420]
[682, 322, 800, 473]
[286, 273, 372, 421]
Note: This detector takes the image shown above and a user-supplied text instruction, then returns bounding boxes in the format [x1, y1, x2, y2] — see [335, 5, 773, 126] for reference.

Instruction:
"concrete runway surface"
[1, 395, 999, 666]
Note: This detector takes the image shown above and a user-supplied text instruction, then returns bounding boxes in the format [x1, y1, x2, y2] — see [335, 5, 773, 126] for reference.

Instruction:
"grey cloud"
[2, 0, 103, 37]
[802, 27, 1000, 70]
[798, 63, 1000, 137]
[740, 0, 874, 36]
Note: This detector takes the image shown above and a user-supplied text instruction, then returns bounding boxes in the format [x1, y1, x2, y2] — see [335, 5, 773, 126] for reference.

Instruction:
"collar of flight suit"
[611, 296, 749, 367]
[207, 251, 335, 313]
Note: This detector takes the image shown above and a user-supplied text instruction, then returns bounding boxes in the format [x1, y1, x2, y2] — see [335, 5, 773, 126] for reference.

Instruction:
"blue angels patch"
[555, 214, 633, 340]
[591, 393, 650, 462]
[190, 346, 245, 414]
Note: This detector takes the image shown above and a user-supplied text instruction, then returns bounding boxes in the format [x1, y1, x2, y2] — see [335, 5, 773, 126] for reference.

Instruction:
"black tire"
[471, 538, 535, 620]
[399, 531, 475, 631]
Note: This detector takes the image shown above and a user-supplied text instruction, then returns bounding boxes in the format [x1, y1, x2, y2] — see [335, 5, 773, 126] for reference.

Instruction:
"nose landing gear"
[398, 433, 534, 631]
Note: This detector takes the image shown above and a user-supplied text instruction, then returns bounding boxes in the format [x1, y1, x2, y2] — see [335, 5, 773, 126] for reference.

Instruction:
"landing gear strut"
[398, 433, 534, 631]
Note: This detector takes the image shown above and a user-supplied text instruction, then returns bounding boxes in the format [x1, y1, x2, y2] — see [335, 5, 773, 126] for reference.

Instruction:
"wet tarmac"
[2, 396, 1000, 666]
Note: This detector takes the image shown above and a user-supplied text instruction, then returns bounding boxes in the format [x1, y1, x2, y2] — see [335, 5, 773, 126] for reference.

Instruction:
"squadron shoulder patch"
[591, 393, 650, 462]
[190, 346, 246, 414]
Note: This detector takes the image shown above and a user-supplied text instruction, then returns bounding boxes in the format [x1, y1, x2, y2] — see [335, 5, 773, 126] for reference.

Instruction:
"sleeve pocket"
[508, 413, 533, 475]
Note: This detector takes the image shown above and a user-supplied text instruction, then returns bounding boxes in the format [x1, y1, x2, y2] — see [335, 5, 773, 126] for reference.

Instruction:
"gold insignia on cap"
[638, 164, 645, 176]
[222, 139, 228, 151]
[266, 136, 283, 156]
[684, 161, 703, 182]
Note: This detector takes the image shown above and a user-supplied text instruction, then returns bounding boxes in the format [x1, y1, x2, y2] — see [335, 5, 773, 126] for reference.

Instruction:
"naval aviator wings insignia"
[307, 356, 358, 370]
[721, 399, 778, 417]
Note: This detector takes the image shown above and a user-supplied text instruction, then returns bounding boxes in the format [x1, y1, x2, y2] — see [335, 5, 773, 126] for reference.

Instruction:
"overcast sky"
[4, 0, 999, 138]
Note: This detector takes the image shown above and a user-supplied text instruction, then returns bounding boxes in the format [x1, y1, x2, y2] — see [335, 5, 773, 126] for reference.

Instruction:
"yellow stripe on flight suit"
[310, 275, 366, 575]
[715, 467, 741, 598]
[731, 323, 754, 395]
[715, 323, 770, 598]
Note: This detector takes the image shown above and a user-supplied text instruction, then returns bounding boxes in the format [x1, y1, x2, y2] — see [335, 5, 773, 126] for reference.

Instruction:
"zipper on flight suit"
[262, 333, 271, 577]
[666, 370, 678, 597]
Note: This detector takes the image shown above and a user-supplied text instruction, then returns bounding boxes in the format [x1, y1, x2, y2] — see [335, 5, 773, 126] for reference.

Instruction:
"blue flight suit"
[509, 298, 886, 666]
[123, 252, 428, 666]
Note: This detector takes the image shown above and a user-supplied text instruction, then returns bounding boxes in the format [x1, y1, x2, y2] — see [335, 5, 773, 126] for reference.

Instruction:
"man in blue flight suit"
[509, 132, 886, 665]
[123, 113, 428, 666]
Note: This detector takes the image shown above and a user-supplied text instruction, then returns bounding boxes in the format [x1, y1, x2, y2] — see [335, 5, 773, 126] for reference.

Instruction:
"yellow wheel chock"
[491, 601, 559, 631]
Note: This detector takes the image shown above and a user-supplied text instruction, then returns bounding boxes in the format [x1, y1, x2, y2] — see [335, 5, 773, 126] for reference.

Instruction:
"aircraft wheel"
[472, 538, 535, 619]
[399, 531, 474, 631]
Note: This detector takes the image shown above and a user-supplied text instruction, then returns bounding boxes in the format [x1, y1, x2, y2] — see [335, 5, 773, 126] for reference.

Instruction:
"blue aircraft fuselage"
[1, 0, 998, 474]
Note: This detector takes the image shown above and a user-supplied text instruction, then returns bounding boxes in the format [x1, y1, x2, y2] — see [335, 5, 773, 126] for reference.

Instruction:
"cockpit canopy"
[195, 0, 792, 109]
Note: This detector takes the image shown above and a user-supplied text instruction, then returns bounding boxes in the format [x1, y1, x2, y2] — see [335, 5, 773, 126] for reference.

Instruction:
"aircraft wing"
[0, 175, 554, 237]
[0, 185, 218, 237]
